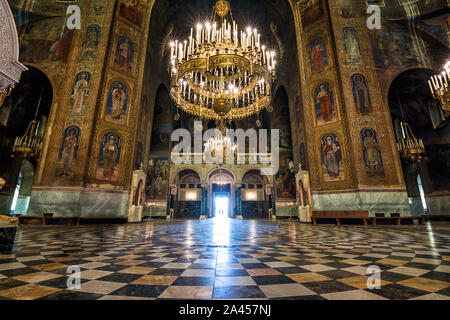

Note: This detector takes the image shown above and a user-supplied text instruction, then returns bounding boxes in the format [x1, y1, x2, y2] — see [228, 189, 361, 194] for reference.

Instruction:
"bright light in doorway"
[215, 197, 228, 217]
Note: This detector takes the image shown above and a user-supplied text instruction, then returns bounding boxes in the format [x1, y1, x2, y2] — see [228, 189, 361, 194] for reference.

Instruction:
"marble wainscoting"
[0, 195, 30, 215]
[426, 194, 450, 217]
[311, 190, 412, 217]
[13, 196, 30, 215]
[0, 194, 13, 213]
[275, 201, 298, 218]
[143, 201, 168, 218]
[0, 224, 17, 253]
[28, 188, 130, 218]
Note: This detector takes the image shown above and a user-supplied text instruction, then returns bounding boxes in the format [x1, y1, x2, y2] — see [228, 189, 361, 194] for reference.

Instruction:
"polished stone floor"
[0, 218, 449, 300]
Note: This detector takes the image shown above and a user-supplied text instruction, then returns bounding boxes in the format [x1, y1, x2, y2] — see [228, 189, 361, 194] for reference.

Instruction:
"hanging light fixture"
[215, 168, 228, 186]
[0, 87, 13, 109]
[204, 124, 237, 158]
[428, 60, 450, 115]
[396, 92, 426, 163]
[169, 0, 276, 131]
[12, 89, 45, 159]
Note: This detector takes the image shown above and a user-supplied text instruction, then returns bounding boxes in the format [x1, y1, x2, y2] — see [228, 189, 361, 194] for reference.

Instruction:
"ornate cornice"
[0, 0, 27, 90]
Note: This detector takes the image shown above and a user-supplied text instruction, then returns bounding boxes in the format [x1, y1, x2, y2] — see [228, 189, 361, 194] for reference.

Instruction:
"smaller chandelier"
[169, 0, 276, 126]
[397, 121, 426, 163]
[428, 61, 450, 114]
[214, 168, 229, 186]
[0, 86, 13, 109]
[204, 133, 237, 156]
[12, 89, 44, 159]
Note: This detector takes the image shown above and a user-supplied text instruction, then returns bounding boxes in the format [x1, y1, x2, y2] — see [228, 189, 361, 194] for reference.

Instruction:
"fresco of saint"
[352, 74, 371, 115]
[71, 72, 90, 115]
[106, 81, 128, 123]
[101, 135, 119, 179]
[115, 36, 134, 73]
[80, 25, 100, 60]
[56, 127, 80, 177]
[343, 27, 361, 64]
[315, 83, 336, 125]
[321, 135, 344, 181]
[310, 38, 327, 73]
[361, 128, 384, 177]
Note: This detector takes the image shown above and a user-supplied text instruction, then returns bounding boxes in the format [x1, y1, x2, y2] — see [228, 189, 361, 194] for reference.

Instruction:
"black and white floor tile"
[0, 218, 449, 300]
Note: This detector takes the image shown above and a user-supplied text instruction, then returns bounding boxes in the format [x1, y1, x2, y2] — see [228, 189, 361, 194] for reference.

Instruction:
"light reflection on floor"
[0, 220, 449, 300]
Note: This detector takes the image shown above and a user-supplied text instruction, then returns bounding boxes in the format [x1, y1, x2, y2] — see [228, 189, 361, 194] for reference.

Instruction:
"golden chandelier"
[169, 0, 276, 126]
[397, 121, 425, 163]
[12, 89, 44, 159]
[429, 60, 450, 116]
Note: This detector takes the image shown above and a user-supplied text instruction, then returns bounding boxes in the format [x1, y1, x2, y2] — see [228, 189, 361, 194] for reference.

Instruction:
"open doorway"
[214, 193, 230, 218]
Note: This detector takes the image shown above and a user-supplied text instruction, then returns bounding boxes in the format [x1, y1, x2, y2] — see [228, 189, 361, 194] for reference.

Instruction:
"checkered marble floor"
[0, 218, 449, 300]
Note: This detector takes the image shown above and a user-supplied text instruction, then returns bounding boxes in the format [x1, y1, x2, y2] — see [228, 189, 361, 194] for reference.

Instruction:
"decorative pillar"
[200, 184, 207, 218]
[235, 183, 243, 219]
[291, 0, 410, 217]
[27, 0, 154, 218]
[296, 167, 313, 223]
[167, 184, 177, 220]
[127, 168, 146, 222]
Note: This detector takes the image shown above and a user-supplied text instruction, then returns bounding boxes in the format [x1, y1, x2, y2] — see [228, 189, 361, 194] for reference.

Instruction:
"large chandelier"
[169, 0, 276, 129]
[428, 60, 450, 115]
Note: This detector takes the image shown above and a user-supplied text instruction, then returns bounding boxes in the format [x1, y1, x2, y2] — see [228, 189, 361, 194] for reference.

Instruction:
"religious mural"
[272, 105, 292, 151]
[135, 142, 143, 170]
[115, 36, 134, 73]
[69, 72, 91, 115]
[56, 126, 80, 177]
[15, 11, 74, 65]
[361, 128, 384, 177]
[150, 99, 172, 157]
[314, 82, 337, 126]
[351, 74, 371, 115]
[146, 158, 170, 200]
[96, 133, 122, 181]
[370, 23, 421, 70]
[299, 143, 308, 171]
[140, 95, 149, 133]
[80, 24, 100, 60]
[343, 27, 362, 64]
[320, 134, 344, 182]
[276, 156, 296, 199]
[299, 0, 324, 27]
[119, 3, 143, 27]
[310, 38, 328, 74]
[106, 81, 129, 124]
[295, 96, 303, 124]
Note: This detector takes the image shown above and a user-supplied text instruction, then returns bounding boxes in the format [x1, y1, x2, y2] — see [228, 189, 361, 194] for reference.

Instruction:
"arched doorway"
[0, 66, 52, 215]
[241, 170, 270, 219]
[388, 68, 450, 216]
[207, 168, 236, 218]
[172, 169, 202, 219]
